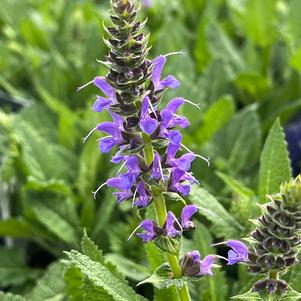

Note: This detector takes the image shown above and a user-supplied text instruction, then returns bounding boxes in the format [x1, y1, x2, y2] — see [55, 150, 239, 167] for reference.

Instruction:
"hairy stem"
[143, 137, 191, 301]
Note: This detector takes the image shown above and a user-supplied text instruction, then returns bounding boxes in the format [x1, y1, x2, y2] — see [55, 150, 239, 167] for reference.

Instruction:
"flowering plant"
[78, 1, 246, 300]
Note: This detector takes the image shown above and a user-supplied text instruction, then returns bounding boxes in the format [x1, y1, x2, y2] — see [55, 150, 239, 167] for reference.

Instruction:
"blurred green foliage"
[0, 0, 300, 300]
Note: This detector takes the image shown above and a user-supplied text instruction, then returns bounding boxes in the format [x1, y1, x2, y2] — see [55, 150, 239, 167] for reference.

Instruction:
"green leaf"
[63, 250, 147, 301]
[281, 286, 301, 301]
[194, 96, 236, 146]
[232, 286, 301, 301]
[0, 292, 28, 301]
[258, 119, 292, 201]
[23, 179, 81, 248]
[216, 171, 255, 198]
[138, 263, 186, 289]
[210, 105, 261, 176]
[105, 254, 149, 282]
[14, 119, 74, 181]
[231, 289, 261, 300]
[290, 46, 301, 73]
[234, 73, 270, 99]
[0, 218, 30, 238]
[0, 247, 41, 287]
[81, 231, 126, 283]
[243, 0, 277, 47]
[27, 262, 65, 301]
[189, 186, 244, 238]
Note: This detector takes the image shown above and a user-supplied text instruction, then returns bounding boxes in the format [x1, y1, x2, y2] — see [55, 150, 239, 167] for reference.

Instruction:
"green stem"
[154, 195, 191, 301]
[143, 136, 191, 301]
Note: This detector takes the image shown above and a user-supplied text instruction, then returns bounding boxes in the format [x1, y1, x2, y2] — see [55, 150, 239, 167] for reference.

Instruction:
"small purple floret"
[226, 240, 249, 265]
[164, 211, 182, 237]
[136, 220, 157, 243]
[181, 205, 198, 230]
[152, 56, 180, 91]
[133, 182, 151, 208]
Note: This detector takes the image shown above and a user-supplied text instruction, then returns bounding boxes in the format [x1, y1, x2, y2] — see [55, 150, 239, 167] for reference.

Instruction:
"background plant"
[0, 0, 301, 300]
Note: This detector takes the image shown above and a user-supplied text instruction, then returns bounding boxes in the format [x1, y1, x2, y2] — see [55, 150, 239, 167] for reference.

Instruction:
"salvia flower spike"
[247, 176, 301, 298]
[80, 0, 243, 299]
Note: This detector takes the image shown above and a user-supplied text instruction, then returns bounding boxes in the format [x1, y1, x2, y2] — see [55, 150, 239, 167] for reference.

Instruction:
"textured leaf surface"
[189, 186, 244, 238]
[216, 171, 255, 198]
[0, 247, 41, 287]
[231, 290, 261, 300]
[259, 119, 292, 201]
[27, 262, 65, 301]
[0, 292, 28, 301]
[63, 251, 147, 301]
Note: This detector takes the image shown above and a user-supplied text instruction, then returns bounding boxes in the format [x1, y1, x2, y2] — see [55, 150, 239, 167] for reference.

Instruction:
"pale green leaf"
[210, 105, 261, 176]
[105, 254, 149, 282]
[81, 231, 126, 283]
[231, 289, 261, 300]
[243, 0, 277, 47]
[0, 292, 28, 301]
[195, 96, 235, 146]
[0, 218, 30, 238]
[189, 186, 244, 238]
[216, 171, 255, 198]
[258, 119, 292, 201]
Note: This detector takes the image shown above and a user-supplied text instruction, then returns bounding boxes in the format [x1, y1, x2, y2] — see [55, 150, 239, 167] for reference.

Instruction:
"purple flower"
[97, 112, 125, 153]
[170, 169, 192, 196]
[164, 211, 182, 237]
[150, 152, 164, 180]
[159, 98, 189, 140]
[139, 96, 158, 135]
[142, 0, 152, 7]
[166, 144, 196, 171]
[187, 250, 201, 262]
[134, 220, 158, 243]
[181, 251, 219, 277]
[181, 205, 198, 230]
[113, 190, 133, 203]
[133, 182, 151, 208]
[226, 240, 249, 265]
[107, 156, 141, 190]
[168, 130, 183, 145]
[152, 56, 180, 91]
[93, 77, 116, 112]
[162, 98, 189, 128]
[199, 255, 217, 276]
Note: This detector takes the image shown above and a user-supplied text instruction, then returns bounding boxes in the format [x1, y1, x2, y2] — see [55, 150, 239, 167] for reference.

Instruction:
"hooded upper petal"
[181, 205, 198, 229]
[164, 211, 182, 237]
[150, 152, 164, 180]
[93, 77, 115, 98]
[199, 255, 217, 276]
[226, 240, 249, 265]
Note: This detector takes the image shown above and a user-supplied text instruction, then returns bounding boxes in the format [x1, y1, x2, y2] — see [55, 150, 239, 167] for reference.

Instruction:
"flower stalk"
[79, 0, 244, 300]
